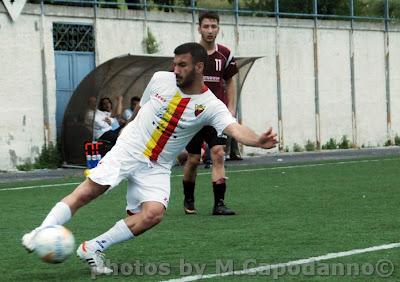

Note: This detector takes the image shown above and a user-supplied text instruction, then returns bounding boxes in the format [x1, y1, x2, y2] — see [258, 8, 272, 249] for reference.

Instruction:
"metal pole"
[275, 0, 283, 151]
[143, 0, 148, 53]
[384, 0, 393, 144]
[313, 0, 321, 149]
[191, 0, 196, 42]
[144, 0, 148, 20]
[40, 0, 50, 147]
[384, 0, 389, 31]
[234, 0, 239, 55]
[191, 0, 196, 21]
[349, 0, 357, 147]
[233, 0, 241, 125]
[234, 0, 239, 25]
[93, 0, 100, 66]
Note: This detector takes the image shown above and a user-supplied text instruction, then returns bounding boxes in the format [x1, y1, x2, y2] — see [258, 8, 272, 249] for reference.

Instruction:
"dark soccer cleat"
[204, 160, 212, 169]
[229, 154, 243, 161]
[184, 198, 197, 215]
[212, 200, 236, 215]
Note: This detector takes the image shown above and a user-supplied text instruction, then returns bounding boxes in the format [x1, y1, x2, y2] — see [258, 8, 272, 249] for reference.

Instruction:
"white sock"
[87, 220, 134, 252]
[40, 202, 72, 228]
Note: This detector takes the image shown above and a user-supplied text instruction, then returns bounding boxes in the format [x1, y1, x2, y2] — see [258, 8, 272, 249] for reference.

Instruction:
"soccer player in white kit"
[22, 42, 278, 275]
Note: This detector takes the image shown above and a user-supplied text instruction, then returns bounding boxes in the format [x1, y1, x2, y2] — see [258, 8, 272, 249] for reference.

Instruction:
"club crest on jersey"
[195, 104, 205, 117]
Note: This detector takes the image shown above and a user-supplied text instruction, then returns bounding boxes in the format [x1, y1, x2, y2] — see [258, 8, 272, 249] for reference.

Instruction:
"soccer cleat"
[76, 242, 113, 275]
[183, 198, 197, 215]
[204, 160, 212, 169]
[22, 228, 40, 253]
[228, 154, 243, 161]
[212, 200, 236, 215]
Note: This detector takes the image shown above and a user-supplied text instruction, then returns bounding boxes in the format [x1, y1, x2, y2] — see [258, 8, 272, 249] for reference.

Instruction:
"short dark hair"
[199, 11, 219, 25]
[174, 42, 208, 65]
[130, 96, 140, 103]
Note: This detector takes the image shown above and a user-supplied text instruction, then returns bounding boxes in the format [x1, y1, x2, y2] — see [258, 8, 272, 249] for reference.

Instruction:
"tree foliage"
[27, 0, 400, 19]
[238, 0, 398, 18]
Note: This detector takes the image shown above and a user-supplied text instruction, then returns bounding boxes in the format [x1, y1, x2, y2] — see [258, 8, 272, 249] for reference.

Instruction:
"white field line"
[161, 242, 400, 282]
[192, 158, 396, 177]
[0, 157, 397, 192]
[0, 182, 81, 191]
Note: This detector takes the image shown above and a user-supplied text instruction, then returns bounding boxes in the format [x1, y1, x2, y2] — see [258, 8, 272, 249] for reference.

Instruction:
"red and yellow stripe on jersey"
[144, 92, 190, 161]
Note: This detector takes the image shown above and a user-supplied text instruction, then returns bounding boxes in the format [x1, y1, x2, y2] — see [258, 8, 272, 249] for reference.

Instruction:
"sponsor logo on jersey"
[195, 104, 205, 117]
[155, 93, 167, 103]
[204, 76, 221, 82]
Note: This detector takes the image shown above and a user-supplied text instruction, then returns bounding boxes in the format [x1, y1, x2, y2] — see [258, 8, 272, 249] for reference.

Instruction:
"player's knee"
[186, 154, 201, 167]
[211, 146, 225, 161]
[142, 208, 164, 226]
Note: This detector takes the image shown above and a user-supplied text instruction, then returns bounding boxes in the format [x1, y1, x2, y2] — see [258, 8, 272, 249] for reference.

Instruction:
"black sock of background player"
[213, 178, 226, 205]
[183, 180, 195, 201]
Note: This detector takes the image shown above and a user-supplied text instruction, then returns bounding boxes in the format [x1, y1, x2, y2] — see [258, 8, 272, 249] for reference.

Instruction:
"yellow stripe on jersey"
[143, 92, 182, 159]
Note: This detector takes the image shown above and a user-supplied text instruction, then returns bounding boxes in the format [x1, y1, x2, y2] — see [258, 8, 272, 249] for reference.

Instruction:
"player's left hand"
[258, 127, 278, 149]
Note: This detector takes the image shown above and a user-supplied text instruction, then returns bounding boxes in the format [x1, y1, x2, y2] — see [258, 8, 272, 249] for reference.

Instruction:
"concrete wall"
[1, 3, 400, 170]
[240, 27, 277, 156]
[280, 27, 316, 150]
[0, 11, 44, 169]
[353, 31, 387, 147]
[390, 32, 400, 137]
[318, 29, 352, 145]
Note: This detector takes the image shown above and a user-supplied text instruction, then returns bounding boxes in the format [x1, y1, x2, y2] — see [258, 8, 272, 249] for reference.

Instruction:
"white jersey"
[117, 71, 236, 169]
[93, 110, 117, 140]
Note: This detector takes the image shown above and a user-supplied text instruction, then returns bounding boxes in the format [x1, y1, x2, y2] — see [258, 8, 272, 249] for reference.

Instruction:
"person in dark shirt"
[182, 11, 240, 216]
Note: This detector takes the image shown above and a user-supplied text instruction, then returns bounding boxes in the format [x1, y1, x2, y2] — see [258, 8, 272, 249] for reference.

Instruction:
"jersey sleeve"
[223, 55, 238, 81]
[208, 100, 237, 135]
[140, 75, 155, 106]
[140, 71, 174, 106]
[218, 44, 239, 81]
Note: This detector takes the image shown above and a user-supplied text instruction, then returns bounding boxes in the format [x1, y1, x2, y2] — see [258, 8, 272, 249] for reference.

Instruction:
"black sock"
[213, 179, 226, 205]
[183, 180, 195, 201]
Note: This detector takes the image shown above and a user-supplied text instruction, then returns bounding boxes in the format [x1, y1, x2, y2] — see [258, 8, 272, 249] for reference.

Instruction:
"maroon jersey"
[203, 44, 238, 105]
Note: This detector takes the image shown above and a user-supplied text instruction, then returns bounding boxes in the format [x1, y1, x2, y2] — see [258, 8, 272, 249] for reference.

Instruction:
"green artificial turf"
[1, 157, 399, 281]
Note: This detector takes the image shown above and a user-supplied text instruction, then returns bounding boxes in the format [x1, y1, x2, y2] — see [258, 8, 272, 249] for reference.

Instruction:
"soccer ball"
[34, 225, 75, 263]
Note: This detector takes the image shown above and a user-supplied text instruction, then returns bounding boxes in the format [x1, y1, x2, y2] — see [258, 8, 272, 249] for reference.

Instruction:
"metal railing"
[31, 0, 398, 23]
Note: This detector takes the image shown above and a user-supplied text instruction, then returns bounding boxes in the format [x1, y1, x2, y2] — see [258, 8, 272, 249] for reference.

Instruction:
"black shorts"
[185, 126, 227, 155]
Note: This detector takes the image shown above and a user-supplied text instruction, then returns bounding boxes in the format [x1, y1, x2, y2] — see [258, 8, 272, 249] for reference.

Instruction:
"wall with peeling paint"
[389, 32, 400, 137]
[0, 11, 44, 170]
[1, 3, 400, 170]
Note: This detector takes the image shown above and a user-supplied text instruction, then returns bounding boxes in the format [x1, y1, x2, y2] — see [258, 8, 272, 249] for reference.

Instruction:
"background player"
[183, 11, 239, 215]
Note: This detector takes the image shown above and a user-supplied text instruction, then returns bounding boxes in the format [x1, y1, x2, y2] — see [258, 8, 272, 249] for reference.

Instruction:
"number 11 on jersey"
[215, 58, 222, 71]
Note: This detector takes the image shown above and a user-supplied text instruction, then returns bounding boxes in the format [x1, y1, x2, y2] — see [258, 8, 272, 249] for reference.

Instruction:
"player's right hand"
[258, 127, 278, 149]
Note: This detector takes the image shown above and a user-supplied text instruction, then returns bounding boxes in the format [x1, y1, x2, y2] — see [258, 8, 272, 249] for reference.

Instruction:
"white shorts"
[89, 144, 171, 213]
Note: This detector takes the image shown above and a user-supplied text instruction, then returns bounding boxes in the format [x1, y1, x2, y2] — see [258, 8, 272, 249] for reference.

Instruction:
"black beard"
[177, 68, 196, 88]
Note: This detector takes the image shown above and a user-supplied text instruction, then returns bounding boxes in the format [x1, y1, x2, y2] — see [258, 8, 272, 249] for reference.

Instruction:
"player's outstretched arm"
[223, 123, 278, 149]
